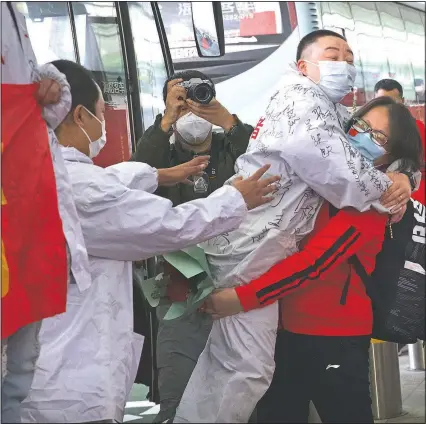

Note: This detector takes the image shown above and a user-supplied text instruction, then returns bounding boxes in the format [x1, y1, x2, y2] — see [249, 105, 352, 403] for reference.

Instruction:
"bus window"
[158, 1, 293, 84]
[16, 2, 76, 64]
[72, 2, 132, 167]
[128, 2, 168, 130]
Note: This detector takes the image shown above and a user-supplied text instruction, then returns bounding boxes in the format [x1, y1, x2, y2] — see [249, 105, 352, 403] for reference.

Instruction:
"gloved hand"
[36, 78, 61, 106]
[37, 64, 72, 130]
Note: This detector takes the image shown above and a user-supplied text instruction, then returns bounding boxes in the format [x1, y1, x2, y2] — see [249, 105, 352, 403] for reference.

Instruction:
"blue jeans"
[1, 321, 42, 423]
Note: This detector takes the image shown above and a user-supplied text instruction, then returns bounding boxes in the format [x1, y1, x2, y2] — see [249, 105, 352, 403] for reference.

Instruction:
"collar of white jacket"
[60, 146, 93, 164]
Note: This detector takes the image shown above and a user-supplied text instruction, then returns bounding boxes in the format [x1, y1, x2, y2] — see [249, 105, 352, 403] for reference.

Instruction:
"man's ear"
[72, 105, 84, 127]
[297, 59, 307, 75]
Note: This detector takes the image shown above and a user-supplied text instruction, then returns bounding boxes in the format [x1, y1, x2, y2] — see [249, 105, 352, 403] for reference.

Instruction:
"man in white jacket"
[174, 29, 413, 423]
[19, 59, 279, 423]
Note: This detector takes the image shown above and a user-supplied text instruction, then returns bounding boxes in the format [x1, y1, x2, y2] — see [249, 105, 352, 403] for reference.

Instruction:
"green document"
[181, 246, 212, 278]
[163, 301, 187, 320]
[163, 250, 205, 279]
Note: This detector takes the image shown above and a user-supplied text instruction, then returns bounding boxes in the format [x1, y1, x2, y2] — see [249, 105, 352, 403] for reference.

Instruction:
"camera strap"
[204, 140, 220, 194]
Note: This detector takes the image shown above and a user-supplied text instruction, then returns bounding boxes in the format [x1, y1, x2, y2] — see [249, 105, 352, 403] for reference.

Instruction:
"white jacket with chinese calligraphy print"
[174, 65, 392, 424]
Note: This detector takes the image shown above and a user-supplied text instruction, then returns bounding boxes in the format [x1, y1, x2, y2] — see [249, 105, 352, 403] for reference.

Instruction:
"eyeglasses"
[351, 117, 389, 146]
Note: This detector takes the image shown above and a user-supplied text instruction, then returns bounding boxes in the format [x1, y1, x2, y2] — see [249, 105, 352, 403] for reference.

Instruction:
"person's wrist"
[221, 114, 237, 132]
[160, 115, 174, 133]
[157, 169, 165, 185]
[157, 169, 172, 185]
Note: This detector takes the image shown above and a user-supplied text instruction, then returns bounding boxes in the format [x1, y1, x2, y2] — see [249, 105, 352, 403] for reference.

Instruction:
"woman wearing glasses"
[201, 96, 423, 423]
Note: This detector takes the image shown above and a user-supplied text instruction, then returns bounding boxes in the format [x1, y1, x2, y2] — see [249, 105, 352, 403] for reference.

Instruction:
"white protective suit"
[20, 147, 249, 423]
[174, 66, 392, 423]
[2, 4, 90, 423]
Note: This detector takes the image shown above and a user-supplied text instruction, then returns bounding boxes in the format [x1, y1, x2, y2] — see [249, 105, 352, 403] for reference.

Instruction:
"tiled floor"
[124, 353, 425, 423]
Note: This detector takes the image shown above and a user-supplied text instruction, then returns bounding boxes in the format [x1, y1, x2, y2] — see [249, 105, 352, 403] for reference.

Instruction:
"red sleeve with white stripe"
[235, 205, 387, 312]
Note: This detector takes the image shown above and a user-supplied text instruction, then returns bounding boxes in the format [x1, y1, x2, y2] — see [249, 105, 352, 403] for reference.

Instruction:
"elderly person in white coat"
[19, 59, 279, 424]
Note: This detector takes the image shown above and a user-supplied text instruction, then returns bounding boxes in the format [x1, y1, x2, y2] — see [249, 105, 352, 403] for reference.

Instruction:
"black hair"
[296, 29, 347, 61]
[51, 59, 99, 115]
[162, 70, 214, 103]
[374, 78, 404, 98]
[346, 97, 423, 172]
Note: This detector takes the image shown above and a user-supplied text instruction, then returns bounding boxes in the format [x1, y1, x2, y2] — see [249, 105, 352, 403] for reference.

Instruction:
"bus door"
[19, 1, 133, 167]
[72, 2, 133, 167]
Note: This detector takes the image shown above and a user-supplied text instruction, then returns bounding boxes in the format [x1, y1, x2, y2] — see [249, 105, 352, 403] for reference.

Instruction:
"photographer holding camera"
[132, 70, 253, 204]
[131, 70, 253, 423]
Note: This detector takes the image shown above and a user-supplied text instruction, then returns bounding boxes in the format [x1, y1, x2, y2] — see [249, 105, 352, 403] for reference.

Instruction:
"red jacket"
[236, 203, 387, 336]
[412, 120, 425, 204]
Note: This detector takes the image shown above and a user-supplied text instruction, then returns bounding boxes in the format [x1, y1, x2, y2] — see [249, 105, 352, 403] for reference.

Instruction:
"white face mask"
[175, 112, 213, 146]
[79, 107, 107, 159]
[304, 60, 357, 103]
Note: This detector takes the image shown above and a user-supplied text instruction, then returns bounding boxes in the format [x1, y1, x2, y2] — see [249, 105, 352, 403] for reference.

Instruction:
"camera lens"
[193, 83, 213, 104]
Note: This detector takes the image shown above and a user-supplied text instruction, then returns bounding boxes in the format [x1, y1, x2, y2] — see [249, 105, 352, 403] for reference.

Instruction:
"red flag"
[1, 83, 67, 339]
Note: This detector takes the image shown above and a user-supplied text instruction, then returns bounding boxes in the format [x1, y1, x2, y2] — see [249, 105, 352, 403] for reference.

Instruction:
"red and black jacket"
[236, 203, 387, 336]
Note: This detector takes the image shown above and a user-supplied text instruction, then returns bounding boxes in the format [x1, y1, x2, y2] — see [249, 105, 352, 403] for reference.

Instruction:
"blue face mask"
[347, 131, 387, 162]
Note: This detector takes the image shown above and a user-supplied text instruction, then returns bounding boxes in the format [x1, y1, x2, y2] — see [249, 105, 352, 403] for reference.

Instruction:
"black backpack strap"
[205, 140, 220, 194]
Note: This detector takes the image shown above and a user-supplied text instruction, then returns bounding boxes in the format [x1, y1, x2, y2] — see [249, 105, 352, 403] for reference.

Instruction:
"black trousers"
[257, 330, 374, 424]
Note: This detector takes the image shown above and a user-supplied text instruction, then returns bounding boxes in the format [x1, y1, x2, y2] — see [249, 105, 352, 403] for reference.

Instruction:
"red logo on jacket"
[251, 117, 266, 140]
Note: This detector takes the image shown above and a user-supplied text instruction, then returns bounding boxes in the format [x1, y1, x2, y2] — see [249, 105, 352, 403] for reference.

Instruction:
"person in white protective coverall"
[173, 29, 414, 424]
[1, 3, 91, 423]
[19, 59, 280, 424]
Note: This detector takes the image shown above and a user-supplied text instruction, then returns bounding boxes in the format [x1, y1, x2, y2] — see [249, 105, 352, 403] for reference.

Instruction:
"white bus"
[17, 1, 425, 168]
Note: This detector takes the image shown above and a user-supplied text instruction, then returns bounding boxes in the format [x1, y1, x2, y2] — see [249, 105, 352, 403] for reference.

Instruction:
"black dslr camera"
[178, 78, 215, 104]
